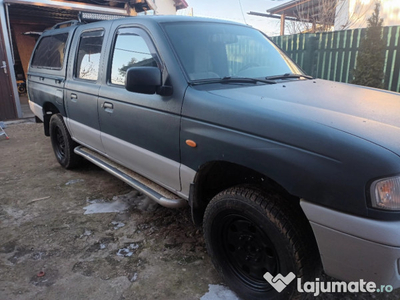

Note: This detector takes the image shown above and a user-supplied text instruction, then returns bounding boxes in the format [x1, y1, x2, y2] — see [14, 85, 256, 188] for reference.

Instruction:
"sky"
[177, 0, 291, 36]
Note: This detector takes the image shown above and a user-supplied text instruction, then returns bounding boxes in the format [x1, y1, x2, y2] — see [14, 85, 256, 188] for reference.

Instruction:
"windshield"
[163, 22, 302, 82]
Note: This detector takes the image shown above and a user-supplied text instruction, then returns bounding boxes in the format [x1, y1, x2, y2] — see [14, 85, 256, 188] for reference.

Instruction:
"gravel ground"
[0, 121, 398, 300]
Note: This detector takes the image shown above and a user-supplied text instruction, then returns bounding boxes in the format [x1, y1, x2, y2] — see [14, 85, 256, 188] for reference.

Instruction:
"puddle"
[200, 284, 241, 300]
[83, 199, 129, 215]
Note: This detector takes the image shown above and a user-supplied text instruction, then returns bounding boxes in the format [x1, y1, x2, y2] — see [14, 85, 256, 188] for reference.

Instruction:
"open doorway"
[0, 0, 128, 120]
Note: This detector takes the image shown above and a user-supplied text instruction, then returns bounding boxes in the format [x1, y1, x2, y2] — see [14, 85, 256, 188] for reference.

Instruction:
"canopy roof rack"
[50, 12, 126, 29]
[52, 20, 79, 29]
[78, 11, 126, 23]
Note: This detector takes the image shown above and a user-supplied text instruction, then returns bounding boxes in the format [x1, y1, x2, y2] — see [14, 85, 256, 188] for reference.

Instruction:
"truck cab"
[28, 16, 400, 300]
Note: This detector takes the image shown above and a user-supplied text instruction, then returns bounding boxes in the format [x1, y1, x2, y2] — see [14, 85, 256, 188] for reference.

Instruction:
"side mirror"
[125, 67, 161, 94]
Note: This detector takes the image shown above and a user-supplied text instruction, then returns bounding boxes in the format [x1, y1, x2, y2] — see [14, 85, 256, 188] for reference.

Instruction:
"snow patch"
[117, 243, 140, 257]
[83, 199, 129, 215]
[65, 179, 84, 185]
[83, 229, 92, 236]
[82, 191, 157, 215]
[200, 284, 241, 300]
[111, 221, 125, 230]
[130, 273, 138, 282]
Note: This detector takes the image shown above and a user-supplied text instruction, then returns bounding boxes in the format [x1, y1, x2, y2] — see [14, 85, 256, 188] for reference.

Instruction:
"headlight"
[370, 176, 400, 210]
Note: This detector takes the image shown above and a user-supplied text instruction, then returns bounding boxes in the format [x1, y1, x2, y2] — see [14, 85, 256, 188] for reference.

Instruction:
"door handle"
[71, 93, 78, 101]
[1, 61, 7, 74]
[102, 102, 113, 109]
[102, 102, 114, 113]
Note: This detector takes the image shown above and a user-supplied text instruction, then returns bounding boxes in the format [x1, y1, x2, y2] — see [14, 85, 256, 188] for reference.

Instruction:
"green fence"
[271, 26, 400, 93]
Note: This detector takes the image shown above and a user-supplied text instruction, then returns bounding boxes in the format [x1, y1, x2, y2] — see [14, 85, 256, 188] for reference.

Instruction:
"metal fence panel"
[271, 26, 400, 93]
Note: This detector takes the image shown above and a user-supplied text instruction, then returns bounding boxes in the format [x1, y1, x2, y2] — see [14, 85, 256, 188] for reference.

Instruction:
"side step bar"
[74, 146, 187, 208]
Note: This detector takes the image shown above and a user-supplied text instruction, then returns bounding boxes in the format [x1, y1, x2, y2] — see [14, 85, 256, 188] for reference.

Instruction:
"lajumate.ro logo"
[263, 272, 394, 296]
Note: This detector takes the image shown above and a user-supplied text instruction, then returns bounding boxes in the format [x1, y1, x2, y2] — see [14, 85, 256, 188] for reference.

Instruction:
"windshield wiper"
[265, 73, 313, 80]
[191, 77, 276, 86]
[221, 76, 276, 84]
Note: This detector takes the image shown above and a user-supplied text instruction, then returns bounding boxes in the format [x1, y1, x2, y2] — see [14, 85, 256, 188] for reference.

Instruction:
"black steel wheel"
[49, 114, 81, 169]
[218, 213, 279, 293]
[54, 125, 66, 160]
[203, 186, 321, 300]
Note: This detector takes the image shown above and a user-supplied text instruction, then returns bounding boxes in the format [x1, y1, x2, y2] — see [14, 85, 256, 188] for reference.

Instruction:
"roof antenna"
[238, 0, 248, 25]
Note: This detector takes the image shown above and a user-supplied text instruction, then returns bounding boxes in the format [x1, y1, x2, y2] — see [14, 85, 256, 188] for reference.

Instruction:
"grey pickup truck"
[28, 15, 400, 300]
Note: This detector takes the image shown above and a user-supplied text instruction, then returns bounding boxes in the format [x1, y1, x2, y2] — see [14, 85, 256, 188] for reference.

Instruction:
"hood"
[208, 79, 400, 156]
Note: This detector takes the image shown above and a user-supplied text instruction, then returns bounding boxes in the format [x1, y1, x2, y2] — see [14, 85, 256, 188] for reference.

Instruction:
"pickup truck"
[28, 15, 400, 300]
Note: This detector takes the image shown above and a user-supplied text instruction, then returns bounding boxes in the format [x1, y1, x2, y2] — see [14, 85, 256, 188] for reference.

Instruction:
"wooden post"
[280, 13, 286, 35]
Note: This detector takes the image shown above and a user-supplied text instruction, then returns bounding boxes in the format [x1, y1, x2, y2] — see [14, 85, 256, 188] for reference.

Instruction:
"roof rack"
[52, 20, 80, 29]
[78, 12, 126, 23]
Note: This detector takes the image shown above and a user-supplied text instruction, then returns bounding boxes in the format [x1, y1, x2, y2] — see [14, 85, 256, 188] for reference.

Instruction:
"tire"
[203, 186, 320, 300]
[49, 114, 81, 169]
[18, 84, 26, 94]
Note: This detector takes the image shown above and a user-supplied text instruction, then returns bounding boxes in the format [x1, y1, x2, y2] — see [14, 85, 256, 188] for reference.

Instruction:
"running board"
[74, 146, 187, 208]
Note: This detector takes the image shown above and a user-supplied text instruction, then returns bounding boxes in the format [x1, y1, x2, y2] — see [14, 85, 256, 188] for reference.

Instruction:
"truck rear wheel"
[49, 114, 81, 169]
[203, 186, 320, 300]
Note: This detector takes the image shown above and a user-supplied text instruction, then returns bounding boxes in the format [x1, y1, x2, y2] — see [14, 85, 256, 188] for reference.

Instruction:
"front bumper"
[301, 200, 400, 289]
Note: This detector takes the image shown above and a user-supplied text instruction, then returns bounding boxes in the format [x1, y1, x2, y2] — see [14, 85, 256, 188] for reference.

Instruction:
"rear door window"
[31, 33, 68, 69]
[75, 30, 105, 81]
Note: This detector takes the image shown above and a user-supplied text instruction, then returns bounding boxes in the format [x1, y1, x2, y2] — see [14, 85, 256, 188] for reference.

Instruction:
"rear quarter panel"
[27, 26, 77, 116]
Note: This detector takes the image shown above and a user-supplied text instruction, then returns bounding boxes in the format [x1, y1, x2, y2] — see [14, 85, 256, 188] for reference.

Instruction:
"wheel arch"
[42, 102, 61, 136]
[190, 160, 299, 226]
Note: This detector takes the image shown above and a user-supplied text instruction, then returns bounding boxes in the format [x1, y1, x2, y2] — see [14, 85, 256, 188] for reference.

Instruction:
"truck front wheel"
[49, 114, 81, 169]
[203, 186, 320, 300]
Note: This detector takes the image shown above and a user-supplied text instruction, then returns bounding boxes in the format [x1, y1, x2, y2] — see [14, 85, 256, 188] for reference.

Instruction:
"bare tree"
[286, 0, 375, 34]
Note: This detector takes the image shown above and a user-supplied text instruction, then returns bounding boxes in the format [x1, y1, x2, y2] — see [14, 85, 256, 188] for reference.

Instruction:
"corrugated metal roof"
[268, 0, 313, 15]
[9, 4, 79, 25]
[7, 0, 188, 26]
[267, 0, 335, 25]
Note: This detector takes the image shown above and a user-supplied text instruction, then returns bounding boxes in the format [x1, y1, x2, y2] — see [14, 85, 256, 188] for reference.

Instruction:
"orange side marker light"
[186, 140, 197, 148]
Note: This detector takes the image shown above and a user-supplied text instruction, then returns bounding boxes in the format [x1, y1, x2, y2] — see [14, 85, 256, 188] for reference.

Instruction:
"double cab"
[28, 15, 400, 300]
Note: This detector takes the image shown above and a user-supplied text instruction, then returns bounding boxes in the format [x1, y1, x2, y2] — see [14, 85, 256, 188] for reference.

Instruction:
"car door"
[64, 23, 109, 153]
[98, 25, 181, 192]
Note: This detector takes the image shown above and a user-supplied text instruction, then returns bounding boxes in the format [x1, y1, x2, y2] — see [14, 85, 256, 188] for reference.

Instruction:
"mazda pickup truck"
[28, 15, 400, 300]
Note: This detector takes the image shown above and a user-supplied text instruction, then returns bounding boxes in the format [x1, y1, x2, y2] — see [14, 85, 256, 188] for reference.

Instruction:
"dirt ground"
[0, 122, 224, 300]
[0, 121, 398, 300]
